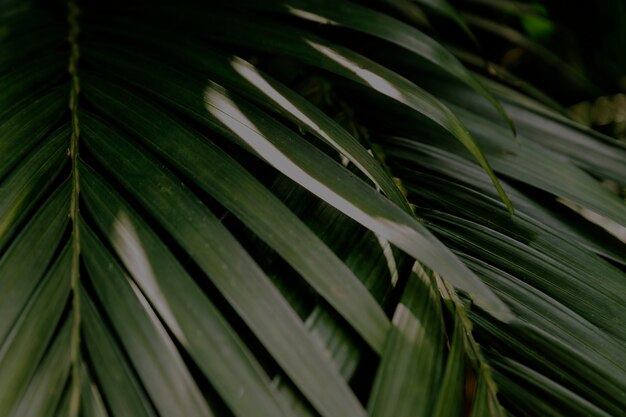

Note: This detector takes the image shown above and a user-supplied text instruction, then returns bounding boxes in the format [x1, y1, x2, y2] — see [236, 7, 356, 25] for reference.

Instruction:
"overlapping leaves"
[0, 1, 625, 417]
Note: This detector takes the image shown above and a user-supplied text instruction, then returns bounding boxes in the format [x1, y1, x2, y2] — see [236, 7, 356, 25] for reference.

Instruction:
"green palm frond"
[1, 1, 625, 417]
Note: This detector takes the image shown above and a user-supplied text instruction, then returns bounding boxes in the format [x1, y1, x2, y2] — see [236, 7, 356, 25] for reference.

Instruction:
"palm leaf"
[1, 1, 625, 417]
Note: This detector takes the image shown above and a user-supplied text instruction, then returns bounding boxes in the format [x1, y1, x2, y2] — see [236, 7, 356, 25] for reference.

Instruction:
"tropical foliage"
[1, 0, 625, 416]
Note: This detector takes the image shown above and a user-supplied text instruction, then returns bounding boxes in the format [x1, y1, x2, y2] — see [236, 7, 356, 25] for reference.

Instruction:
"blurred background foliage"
[446, 0, 626, 141]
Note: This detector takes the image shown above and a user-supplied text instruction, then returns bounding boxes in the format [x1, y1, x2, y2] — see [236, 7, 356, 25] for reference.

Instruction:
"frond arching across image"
[1, 0, 625, 416]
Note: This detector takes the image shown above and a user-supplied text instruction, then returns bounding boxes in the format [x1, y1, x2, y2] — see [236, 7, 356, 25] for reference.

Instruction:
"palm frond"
[1, 1, 625, 417]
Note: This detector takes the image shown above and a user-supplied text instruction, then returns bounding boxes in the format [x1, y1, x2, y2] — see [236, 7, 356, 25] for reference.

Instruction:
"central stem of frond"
[67, 1, 82, 416]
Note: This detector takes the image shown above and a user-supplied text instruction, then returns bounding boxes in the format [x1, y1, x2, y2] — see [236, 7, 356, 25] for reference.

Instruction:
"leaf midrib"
[66, 1, 82, 416]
